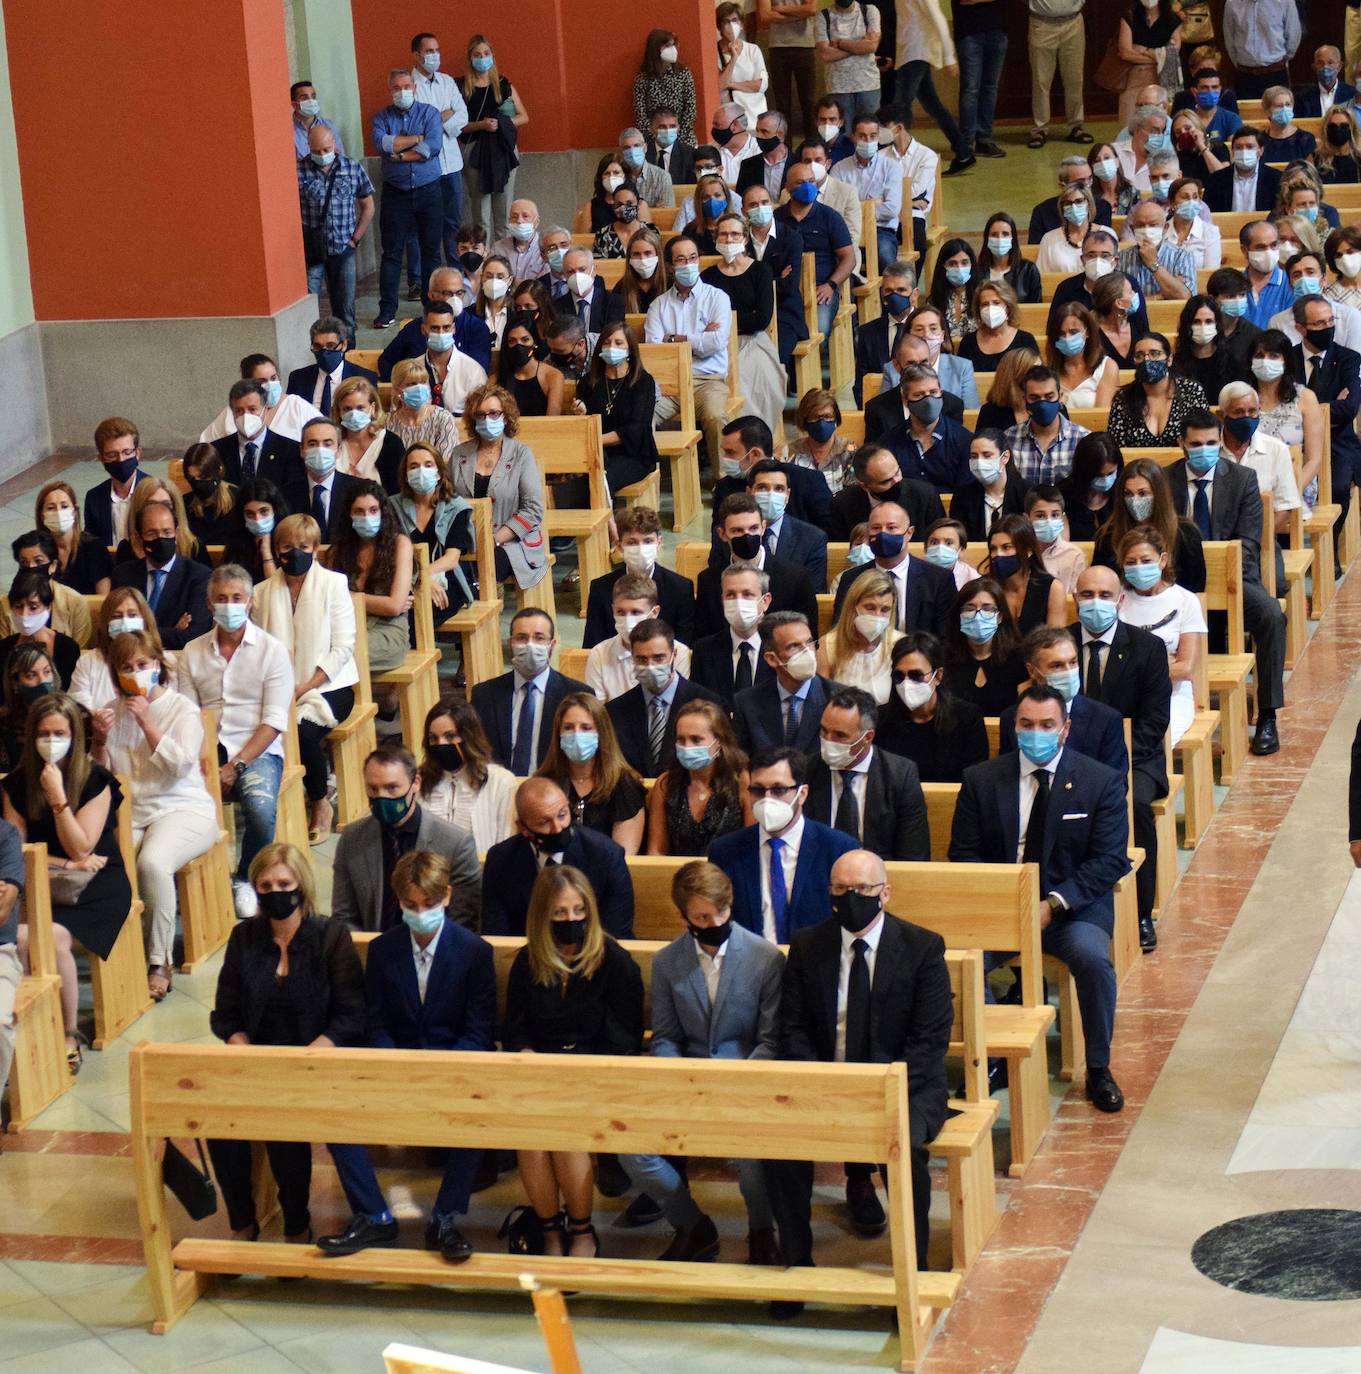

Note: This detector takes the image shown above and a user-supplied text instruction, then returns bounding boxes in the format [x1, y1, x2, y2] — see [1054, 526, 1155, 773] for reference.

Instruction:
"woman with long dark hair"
[1059, 431, 1124, 541]
[1107, 332, 1209, 447]
[876, 632, 988, 781]
[645, 698, 751, 855]
[941, 576, 1026, 716]
[986, 515, 1067, 634]
[1092, 457, 1206, 592]
[975, 213, 1040, 303]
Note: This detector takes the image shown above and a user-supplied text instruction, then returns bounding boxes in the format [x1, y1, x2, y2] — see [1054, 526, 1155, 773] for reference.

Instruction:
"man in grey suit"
[333, 744, 481, 932]
[620, 861, 785, 1266]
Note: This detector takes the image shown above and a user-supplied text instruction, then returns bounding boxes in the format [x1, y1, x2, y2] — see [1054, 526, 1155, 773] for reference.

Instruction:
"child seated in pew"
[828, 523, 873, 599]
[1024, 485, 1088, 594]
[921, 518, 982, 592]
[585, 573, 692, 702]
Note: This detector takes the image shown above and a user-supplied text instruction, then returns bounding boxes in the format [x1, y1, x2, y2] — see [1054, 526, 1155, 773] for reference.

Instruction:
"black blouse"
[876, 699, 990, 782]
[957, 329, 1040, 369]
[502, 937, 645, 1055]
[943, 651, 1027, 716]
[567, 773, 646, 838]
[576, 370, 660, 474]
[56, 537, 113, 595]
[702, 260, 775, 335]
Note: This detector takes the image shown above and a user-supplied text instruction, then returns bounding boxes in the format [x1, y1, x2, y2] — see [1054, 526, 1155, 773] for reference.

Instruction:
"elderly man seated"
[1119, 200, 1194, 300]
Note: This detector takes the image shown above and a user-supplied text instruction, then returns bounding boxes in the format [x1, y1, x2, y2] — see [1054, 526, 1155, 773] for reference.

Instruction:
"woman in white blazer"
[251, 512, 359, 842]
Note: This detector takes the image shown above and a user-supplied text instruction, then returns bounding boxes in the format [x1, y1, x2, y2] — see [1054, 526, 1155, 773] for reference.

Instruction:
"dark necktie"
[1192, 477, 1211, 538]
[835, 772, 861, 839]
[243, 442, 258, 483]
[845, 938, 871, 1062]
[735, 642, 754, 693]
[1022, 768, 1050, 867]
[649, 696, 668, 772]
[311, 483, 328, 532]
[784, 693, 802, 744]
[511, 682, 537, 775]
[149, 568, 167, 611]
[1308, 353, 1322, 388]
[768, 836, 788, 942]
[320, 375, 333, 415]
[1085, 640, 1104, 695]
[891, 319, 907, 355]
[578, 298, 589, 328]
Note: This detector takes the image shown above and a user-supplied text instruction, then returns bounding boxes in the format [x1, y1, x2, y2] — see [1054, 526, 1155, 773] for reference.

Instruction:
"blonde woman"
[332, 376, 404, 491]
[957, 280, 1039, 370]
[113, 477, 203, 566]
[503, 864, 644, 1257]
[36, 480, 112, 596]
[1036, 185, 1097, 276]
[387, 359, 463, 460]
[70, 587, 162, 716]
[816, 568, 896, 704]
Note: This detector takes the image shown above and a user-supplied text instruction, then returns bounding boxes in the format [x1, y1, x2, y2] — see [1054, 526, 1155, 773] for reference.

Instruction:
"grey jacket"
[448, 437, 547, 590]
[332, 806, 481, 933]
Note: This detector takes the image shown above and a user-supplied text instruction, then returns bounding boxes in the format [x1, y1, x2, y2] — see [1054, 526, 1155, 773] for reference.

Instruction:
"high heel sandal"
[566, 1213, 600, 1259]
[65, 1028, 88, 1075]
[147, 963, 172, 1001]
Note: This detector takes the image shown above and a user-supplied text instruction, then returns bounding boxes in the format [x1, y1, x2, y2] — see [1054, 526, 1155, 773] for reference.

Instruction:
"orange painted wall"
[349, 0, 721, 154]
[3, 0, 305, 321]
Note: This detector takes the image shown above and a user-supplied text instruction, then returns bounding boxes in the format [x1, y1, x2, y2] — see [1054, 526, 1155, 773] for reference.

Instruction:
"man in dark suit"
[866, 334, 965, 440]
[735, 110, 791, 196]
[291, 418, 360, 534]
[110, 501, 211, 650]
[741, 182, 806, 365]
[804, 687, 930, 861]
[607, 618, 724, 775]
[1170, 412, 1287, 754]
[830, 501, 955, 635]
[376, 265, 492, 377]
[1205, 130, 1282, 213]
[688, 566, 776, 707]
[1293, 47, 1355, 116]
[854, 263, 918, 406]
[766, 847, 952, 1286]
[949, 685, 1130, 1113]
[582, 508, 694, 648]
[734, 612, 840, 756]
[879, 365, 974, 493]
[1026, 156, 1115, 243]
[708, 461, 828, 590]
[696, 494, 819, 639]
[210, 380, 304, 493]
[827, 445, 946, 543]
[554, 247, 613, 332]
[481, 778, 634, 937]
[647, 108, 695, 184]
[1292, 294, 1361, 522]
[469, 609, 591, 775]
[711, 417, 833, 534]
[708, 746, 859, 941]
[85, 416, 152, 547]
[319, 849, 496, 1261]
[1071, 566, 1171, 948]
[286, 315, 377, 412]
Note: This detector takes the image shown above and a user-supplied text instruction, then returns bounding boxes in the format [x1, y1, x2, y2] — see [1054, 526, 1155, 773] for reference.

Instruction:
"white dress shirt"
[644, 283, 731, 379]
[885, 138, 937, 219]
[423, 764, 519, 853]
[759, 813, 803, 943]
[585, 637, 691, 700]
[110, 484, 133, 545]
[1113, 140, 1150, 193]
[719, 135, 761, 185]
[729, 626, 762, 682]
[879, 555, 910, 626]
[434, 347, 489, 417]
[1228, 431, 1301, 511]
[1015, 749, 1063, 863]
[1183, 460, 1218, 521]
[313, 362, 344, 411]
[412, 67, 468, 174]
[829, 745, 873, 843]
[1163, 215, 1222, 271]
[411, 922, 443, 1002]
[512, 665, 552, 766]
[175, 620, 294, 760]
[306, 471, 337, 528]
[1231, 167, 1260, 214]
[835, 911, 885, 1062]
[1079, 619, 1119, 691]
[144, 554, 176, 604]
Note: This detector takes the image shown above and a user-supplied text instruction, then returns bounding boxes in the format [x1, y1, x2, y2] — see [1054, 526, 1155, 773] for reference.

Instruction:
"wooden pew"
[131, 1043, 960, 1366]
[329, 593, 380, 829]
[373, 542, 441, 755]
[7, 844, 70, 1130]
[1202, 540, 1255, 786]
[638, 340, 704, 532]
[438, 498, 504, 691]
[795, 255, 828, 398]
[175, 709, 235, 973]
[855, 199, 882, 327]
[90, 785, 154, 1049]
[276, 715, 310, 853]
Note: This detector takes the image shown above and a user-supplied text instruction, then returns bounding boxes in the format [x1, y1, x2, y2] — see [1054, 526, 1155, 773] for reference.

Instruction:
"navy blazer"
[469, 668, 593, 774]
[582, 563, 696, 649]
[854, 312, 904, 407]
[286, 358, 377, 401]
[803, 746, 931, 862]
[695, 554, 819, 640]
[481, 829, 634, 938]
[364, 918, 496, 1051]
[110, 555, 212, 650]
[752, 222, 808, 360]
[711, 463, 833, 535]
[880, 415, 975, 493]
[706, 513, 828, 591]
[708, 819, 859, 940]
[687, 630, 776, 706]
[1293, 81, 1357, 117]
[606, 675, 725, 776]
[1205, 163, 1281, 214]
[552, 283, 614, 333]
[733, 673, 841, 756]
[831, 553, 956, 637]
[83, 471, 152, 548]
[948, 748, 1130, 935]
[210, 430, 304, 497]
[1000, 694, 1129, 781]
[1292, 340, 1361, 486]
[281, 470, 362, 538]
[377, 314, 493, 377]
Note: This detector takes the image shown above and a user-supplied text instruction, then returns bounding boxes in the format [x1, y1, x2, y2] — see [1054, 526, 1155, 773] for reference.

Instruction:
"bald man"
[491, 198, 547, 281]
[480, 777, 634, 938]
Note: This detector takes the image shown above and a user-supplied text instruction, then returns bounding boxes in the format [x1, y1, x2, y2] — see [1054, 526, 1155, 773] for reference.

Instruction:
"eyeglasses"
[748, 783, 799, 800]
[478, 410, 505, 421]
[829, 882, 886, 898]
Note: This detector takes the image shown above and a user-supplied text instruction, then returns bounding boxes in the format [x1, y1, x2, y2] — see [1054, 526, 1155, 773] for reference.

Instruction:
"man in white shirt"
[490, 199, 547, 281]
[710, 102, 761, 183]
[585, 573, 692, 701]
[645, 234, 732, 471]
[422, 300, 487, 417]
[831, 113, 902, 274]
[410, 31, 468, 275]
[176, 564, 294, 917]
[1113, 104, 1170, 193]
[1227, 128, 1270, 214]
[1217, 381, 1302, 539]
[1268, 253, 1361, 350]
[879, 104, 937, 263]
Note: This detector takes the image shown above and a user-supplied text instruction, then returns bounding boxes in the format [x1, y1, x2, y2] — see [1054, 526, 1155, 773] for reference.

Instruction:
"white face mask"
[36, 736, 71, 764]
[235, 411, 264, 439]
[753, 795, 795, 834]
[631, 254, 659, 279]
[621, 541, 658, 574]
[897, 678, 935, 710]
[980, 303, 1007, 329]
[1248, 247, 1280, 273]
[659, 44, 678, 63]
[819, 734, 866, 771]
[780, 645, 818, 682]
[43, 507, 76, 535]
[723, 596, 762, 633]
[17, 609, 50, 636]
[1084, 257, 1115, 281]
[1191, 322, 1217, 345]
[855, 612, 890, 641]
[614, 610, 650, 642]
[1339, 251, 1361, 279]
[483, 277, 509, 301]
[807, 159, 827, 184]
[568, 270, 593, 297]
[1135, 225, 1164, 246]
[602, 174, 624, 193]
[717, 241, 744, 262]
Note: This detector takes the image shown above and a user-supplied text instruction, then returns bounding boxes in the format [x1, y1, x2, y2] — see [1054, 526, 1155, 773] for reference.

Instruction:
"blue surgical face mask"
[262, 378, 282, 407]
[471, 54, 494, 73]
[213, 602, 250, 632]
[1196, 89, 1220, 110]
[1090, 470, 1118, 493]
[547, 247, 566, 272]
[622, 145, 645, 168]
[675, 743, 716, 772]
[846, 542, 875, 566]
[1234, 148, 1259, 172]
[1046, 667, 1080, 704]
[704, 195, 728, 219]
[352, 513, 382, 538]
[1077, 598, 1118, 634]
[1031, 517, 1063, 544]
[673, 262, 701, 288]
[1186, 441, 1222, 472]
[403, 384, 432, 409]
[969, 456, 1002, 485]
[426, 330, 455, 352]
[304, 446, 336, 476]
[402, 905, 445, 937]
[754, 490, 787, 521]
[1150, 178, 1172, 200]
[599, 345, 629, 366]
[655, 127, 678, 148]
[960, 609, 999, 643]
[1017, 728, 1062, 766]
[748, 202, 774, 227]
[340, 408, 372, 432]
[1293, 275, 1322, 298]
[945, 263, 971, 287]
[1144, 130, 1171, 154]
[1270, 105, 1295, 127]
[310, 149, 335, 168]
[1219, 295, 1248, 318]
[245, 514, 274, 537]
[806, 417, 837, 443]
[392, 88, 415, 110]
[1124, 562, 1162, 590]
[475, 415, 506, 441]
[1055, 331, 1086, 356]
[925, 543, 959, 569]
[407, 465, 439, 494]
[298, 98, 321, 118]
[559, 730, 599, 764]
[1320, 66, 1339, 86]
[790, 180, 819, 205]
[1174, 198, 1201, 222]
[1300, 205, 1320, 223]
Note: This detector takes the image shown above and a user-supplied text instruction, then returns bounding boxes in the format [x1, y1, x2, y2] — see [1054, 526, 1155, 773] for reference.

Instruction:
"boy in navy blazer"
[949, 685, 1130, 1113]
[85, 416, 151, 547]
[732, 613, 842, 756]
[318, 850, 497, 1262]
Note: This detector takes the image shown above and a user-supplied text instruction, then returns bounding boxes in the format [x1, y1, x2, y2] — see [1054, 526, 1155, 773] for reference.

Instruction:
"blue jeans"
[817, 295, 836, 337]
[330, 1141, 482, 1221]
[876, 226, 901, 274]
[621, 1152, 773, 1232]
[378, 179, 443, 320]
[957, 28, 1009, 151]
[894, 61, 965, 159]
[838, 88, 883, 121]
[306, 248, 357, 348]
[230, 753, 283, 882]
[405, 170, 464, 291]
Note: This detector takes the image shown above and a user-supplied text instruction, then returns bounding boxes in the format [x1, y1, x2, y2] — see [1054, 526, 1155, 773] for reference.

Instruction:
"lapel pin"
[1064, 780, 1073, 790]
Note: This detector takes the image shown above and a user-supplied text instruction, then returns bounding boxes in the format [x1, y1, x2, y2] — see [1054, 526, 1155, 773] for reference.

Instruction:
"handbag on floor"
[163, 1139, 218, 1220]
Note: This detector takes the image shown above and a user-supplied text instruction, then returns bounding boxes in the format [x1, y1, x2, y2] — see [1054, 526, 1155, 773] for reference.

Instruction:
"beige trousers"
[1030, 14, 1087, 133]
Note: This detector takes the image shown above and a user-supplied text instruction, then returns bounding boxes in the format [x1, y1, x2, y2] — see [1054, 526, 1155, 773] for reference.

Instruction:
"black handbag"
[497, 1204, 544, 1255]
[303, 163, 339, 268]
[162, 1139, 218, 1220]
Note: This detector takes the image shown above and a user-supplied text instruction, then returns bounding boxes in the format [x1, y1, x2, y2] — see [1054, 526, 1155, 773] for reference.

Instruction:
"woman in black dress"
[987, 515, 1068, 634]
[974, 213, 1041, 304]
[35, 479, 112, 597]
[877, 632, 989, 782]
[535, 693, 646, 854]
[221, 477, 289, 584]
[181, 443, 238, 549]
[208, 842, 366, 1244]
[1059, 431, 1124, 541]
[1173, 294, 1239, 401]
[5, 693, 131, 1074]
[1093, 457, 1207, 592]
[956, 280, 1040, 370]
[0, 570, 80, 689]
[1092, 270, 1138, 368]
[495, 312, 564, 418]
[504, 864, 644, 1257]
[572, 322, 659, 494]
[645, 699, 751, 854]
[941, 577, 1027, 716]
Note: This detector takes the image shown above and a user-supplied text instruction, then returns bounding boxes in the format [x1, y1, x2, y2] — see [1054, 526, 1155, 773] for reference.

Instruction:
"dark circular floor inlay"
[1191, 1209, 1361, 1301]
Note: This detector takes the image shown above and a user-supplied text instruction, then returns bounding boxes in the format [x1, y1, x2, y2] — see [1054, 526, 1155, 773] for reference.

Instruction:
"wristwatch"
[232, 761, 247, 778]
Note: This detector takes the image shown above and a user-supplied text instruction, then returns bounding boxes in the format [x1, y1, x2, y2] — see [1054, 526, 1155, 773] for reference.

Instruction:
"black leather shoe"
[615, 1192, 664, 1228]
[976, 140, 1006, 158]
[1086, 1067, 1125, 1113]
[594, 1153, 632, 1198]
[1139, 914, 1158, 951]
[943, 155, 976, 176]
[658, 1213, 720, 1263]
[435, 1216, 473, 1263]
[316, 1214, 398, 1256]
[987, 1058, 1009, 1094]
[846, 1176, 887, 1237]
[1251, 716, 1280, 755]
[769, 1299, 805, 1320]
[748, 1226, 781, 1266]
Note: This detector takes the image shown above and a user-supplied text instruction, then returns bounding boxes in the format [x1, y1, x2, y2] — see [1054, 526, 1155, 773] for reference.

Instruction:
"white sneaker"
[232, 881, 259, 921]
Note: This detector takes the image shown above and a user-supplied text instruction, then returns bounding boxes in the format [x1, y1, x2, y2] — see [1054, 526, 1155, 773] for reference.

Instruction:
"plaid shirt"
[1119, 242, 1196, 298]
[297, 155, 375, 257]
[1004, 416, 1091, 486]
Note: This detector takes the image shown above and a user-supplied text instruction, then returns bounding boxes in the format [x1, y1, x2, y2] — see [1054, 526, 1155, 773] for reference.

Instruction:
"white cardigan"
[251, 562, 359, 728]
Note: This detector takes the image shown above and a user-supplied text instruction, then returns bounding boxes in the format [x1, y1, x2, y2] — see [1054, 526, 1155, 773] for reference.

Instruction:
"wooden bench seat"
[372, 544, 442, 755]
[329, 593, 379, 830]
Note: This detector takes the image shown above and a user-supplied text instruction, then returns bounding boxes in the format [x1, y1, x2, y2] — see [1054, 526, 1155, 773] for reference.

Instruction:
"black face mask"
[533, 825, 572, 856]
[258, 888, 302, 922]
[189, 478, 219, 500]
[459, 250, 485, 273]
[505, 342, 534, 368]
[756, 134, 782, 155]
[1306, 325, 1336, 351]
[144, 536, 177, 566]
[688, 919, 732, 948]
[711, 127, 735, 147]
[871, 480, 903, 506]
[104, 456, 138, 483]
[551, 918, 588, 946]
[1328, 123, 1352, 148]
[729, 531, 763, 561]
[429, 741, 463, 773]
[830, 890, 882, 934]
[280, 548, 313, 576]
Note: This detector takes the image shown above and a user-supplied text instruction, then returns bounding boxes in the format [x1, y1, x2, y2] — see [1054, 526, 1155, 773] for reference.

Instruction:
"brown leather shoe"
[658, 1213, 719, 1262]
[747, 1226, 781, 1266]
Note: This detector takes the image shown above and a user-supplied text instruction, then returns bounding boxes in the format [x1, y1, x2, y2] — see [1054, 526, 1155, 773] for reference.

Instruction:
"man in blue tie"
[558, 247, 608, 334]
[110, 502, 211, 650]
[296, 417, 357, 542]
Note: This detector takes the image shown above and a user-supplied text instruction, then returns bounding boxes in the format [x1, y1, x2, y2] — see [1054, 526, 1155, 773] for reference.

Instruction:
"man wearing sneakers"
[950, 0, 1009, 173]
[1028, 0, 1091, 150]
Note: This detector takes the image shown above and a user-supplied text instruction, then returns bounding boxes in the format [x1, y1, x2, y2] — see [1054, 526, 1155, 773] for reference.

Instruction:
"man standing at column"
[411, 32, 469, 282]
[1028, 0, 1091, 149]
